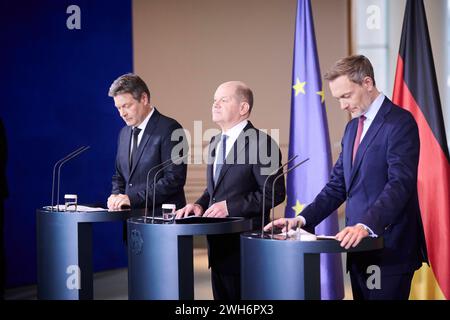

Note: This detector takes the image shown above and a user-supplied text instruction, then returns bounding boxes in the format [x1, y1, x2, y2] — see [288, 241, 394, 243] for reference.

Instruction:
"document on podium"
[43, 205, 108, 212]
[74, 205, 108, 212]
[175, 216, 238, 224]
[278, 228, 317, 241]
[276, 228, 338, 241]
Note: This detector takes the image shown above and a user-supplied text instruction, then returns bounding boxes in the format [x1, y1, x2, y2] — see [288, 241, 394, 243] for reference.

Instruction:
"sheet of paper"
[279, 228, 317, 241]
[43, 205, 108, 212]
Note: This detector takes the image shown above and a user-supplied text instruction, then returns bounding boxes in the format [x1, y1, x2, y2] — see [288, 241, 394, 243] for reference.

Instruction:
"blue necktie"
[214, 134, 228, 185]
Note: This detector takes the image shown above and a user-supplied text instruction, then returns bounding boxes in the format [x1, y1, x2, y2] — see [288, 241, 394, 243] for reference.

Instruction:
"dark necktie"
[352, 115, 366, 164]
[214, 134, 228, 185]
[130, 127, 141, 169]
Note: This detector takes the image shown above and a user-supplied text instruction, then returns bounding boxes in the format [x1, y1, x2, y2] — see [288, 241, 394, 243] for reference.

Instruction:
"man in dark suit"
[176, 81, 286, 300]
[107, 73, 187, 215]
[265, 55, 428, 300]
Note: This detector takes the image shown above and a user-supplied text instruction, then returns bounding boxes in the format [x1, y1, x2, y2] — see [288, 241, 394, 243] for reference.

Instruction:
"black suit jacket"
[112, 108, 187, 212]
[196, 121, 286, 274]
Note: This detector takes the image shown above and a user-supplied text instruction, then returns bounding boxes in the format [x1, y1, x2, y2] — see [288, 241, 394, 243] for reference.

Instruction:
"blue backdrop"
[0, 0, 133, 287]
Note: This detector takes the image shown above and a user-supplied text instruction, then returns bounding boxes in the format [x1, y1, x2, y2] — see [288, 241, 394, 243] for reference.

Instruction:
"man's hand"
[263, 217, 302, 233]
[175, 203, 204, 219]
[335, 224, 369, 249]
[107, 194, 131, 210]
[203, 200, 228, 218]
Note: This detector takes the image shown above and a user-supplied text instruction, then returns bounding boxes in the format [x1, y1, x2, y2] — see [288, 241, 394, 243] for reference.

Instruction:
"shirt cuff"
[357, 223, 378, 237]
[296, 215, 306, 228]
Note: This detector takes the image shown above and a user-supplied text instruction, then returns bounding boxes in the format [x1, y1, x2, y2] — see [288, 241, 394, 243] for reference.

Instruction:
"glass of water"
[162, 203, 176, 222]
[64, 194, 78, 212]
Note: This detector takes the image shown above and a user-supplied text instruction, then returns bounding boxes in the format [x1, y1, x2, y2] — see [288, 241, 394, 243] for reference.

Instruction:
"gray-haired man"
[107, 73, 187, 215]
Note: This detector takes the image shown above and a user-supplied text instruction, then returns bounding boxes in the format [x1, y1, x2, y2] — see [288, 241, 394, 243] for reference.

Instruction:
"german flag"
[393, 0, 450, 299]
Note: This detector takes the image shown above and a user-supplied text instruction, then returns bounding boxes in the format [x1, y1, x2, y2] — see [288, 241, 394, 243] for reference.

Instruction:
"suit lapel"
[343, 120, 357, 189]
[348, 98, 391, 189]
[129, 108, 160, 178]
[213, 122, 253, 191]
[121, 126, 132, 178]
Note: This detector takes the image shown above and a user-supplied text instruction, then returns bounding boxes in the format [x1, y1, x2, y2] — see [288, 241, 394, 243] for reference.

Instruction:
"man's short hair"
[235, 84, 254, 114]
[324, 55, 376, 86]
[108, 73, 151, 101]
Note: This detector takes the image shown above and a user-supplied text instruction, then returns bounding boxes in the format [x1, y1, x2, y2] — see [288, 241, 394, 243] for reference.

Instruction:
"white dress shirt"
[213, 120, 248, 177]
[359, 93, 385, 142]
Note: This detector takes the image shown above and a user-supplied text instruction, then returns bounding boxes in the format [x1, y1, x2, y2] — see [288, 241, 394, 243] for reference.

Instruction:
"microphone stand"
[56, 146, 90, 211]
[143, 154, 188, 223]
[51, 146, 90, 211]
[144, 157, 174, 218]
[260, 155, 298, 238]
[271, 158, 309, 238]
[52, 146, 87, 211]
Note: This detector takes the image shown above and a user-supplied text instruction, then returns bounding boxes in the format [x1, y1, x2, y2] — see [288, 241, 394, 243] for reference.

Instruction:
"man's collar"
[363, 93, 385, 120]
[136, 106, 155, 131]
[221, 119, 248, 139]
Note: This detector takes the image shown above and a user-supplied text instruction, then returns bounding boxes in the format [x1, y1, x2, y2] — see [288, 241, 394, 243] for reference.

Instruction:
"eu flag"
[285, 0, 344, 300]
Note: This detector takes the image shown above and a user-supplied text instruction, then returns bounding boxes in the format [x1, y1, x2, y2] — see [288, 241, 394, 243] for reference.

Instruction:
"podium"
[127, 216, 252, 300]
[241, 232, 383, 300]
[36, 208, 137, 300]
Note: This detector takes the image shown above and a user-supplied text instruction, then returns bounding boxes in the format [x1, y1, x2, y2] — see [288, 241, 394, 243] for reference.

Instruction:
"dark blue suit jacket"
[301, 98, 428, 275]
[112, 108, 187, 212]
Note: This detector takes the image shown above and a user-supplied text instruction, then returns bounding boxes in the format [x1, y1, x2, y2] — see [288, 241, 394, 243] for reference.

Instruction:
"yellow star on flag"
[292, 200, 305, 216]
[316, 89, 325, 103]
[292, 78, 306, 96]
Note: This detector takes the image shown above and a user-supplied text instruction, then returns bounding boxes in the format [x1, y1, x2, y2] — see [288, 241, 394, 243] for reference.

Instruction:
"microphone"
[144, 157, 176, 217]
[260, 155, 298, 237]
[51, 146, 90, 211]
[56, 146, 90, 211]
[270, 157, 309, 238]
[51, 146, 88, 211]
[143, 154, 188, 222]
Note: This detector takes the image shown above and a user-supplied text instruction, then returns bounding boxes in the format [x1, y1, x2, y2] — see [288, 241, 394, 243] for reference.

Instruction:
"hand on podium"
[107, 193, 131, 210]
[263, 216, 304, 233]
[335, 224, 369, 249]
[175, 203, 204, 219]
[203, 200, 228, 218]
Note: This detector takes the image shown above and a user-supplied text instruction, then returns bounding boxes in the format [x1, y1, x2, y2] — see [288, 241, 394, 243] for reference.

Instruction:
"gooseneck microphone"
[51, 146, 90, 211]
[144, 157, 175, 217]
[270, 157, 309, 238]
[56, 146, 90, 211]
[260, 155, 298, 238]
[143, 154, 188, 222]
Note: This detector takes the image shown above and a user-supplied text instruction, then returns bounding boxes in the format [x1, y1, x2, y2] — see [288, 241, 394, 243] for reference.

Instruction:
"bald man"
[176, 81, 286, 300]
